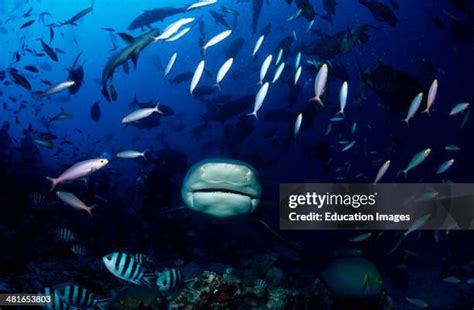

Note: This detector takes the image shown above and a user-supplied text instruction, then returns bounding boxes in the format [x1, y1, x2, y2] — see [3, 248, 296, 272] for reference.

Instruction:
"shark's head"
[181, 159, 261, 218]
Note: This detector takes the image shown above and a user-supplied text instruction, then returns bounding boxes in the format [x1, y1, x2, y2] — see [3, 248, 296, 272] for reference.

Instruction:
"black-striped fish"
[40, 287, 68, 310]
[56, 228, 75, 243]
[31, 192, 47, 208]
[133, 253, 154, 266]
[54, 284, 109, 309]
[102, 252, 155, 286]
[156, 268, 182, 292]
[70, 243, 88, 256]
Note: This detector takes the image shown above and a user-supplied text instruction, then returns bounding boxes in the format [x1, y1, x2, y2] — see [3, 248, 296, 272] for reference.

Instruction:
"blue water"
[1, 0, 474, 309]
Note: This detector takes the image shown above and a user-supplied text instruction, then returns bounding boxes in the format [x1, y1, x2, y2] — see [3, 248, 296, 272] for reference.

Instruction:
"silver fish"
[122, 103, 163, 123]
[37, 80, 75, 98]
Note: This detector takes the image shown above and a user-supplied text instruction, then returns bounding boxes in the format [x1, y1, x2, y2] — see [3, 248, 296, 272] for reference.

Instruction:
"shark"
[128, 7, 186, 31]
[181, 159, 262, 218]
[101, 29, 160, 101]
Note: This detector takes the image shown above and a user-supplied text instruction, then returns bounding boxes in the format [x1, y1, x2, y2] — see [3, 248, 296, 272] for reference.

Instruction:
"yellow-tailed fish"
[401, 148, 431, 177]
[406, 297, 429, 308]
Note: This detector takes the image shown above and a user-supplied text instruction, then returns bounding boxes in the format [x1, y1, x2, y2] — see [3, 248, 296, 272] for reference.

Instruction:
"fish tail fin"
[388, 235, 405, 255]
[142, 151, 147, 161]
[316, 97, 324, 107]
[402, 118, 409, 127]
[46, 177, 58, 192]
[337, 110, 344, 116]
[141, 273, 156, 288]
[155, 102, 163, 114]
[86, 205, 97, 216]
[213, 83, 221, 91]
[95, 298, 112, 310]
[200, 46, 206, 56]
[422, 109, 431, 117]
[397, 170, 407, 178]
[247, 111, 258, 120]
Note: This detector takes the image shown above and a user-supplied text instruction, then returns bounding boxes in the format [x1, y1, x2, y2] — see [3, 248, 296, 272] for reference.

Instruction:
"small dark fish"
[20, 19, 35, 29]
[210, 10, 231, 29]
[170, 72, 193, 84]
[24, 65, 39, 73]
[102, 27, 115, 32]
[9, 69, 32, 91]
[358, 0, 397, 26]
[90, 100, 101, 122]
[56, 7, 93, 27]
[49, 27, 54, 43]
[13, 52, 21, 63]
[23, 8, 33, 18]
[38, 12, 52, 24]
[40, 39, 58, 61]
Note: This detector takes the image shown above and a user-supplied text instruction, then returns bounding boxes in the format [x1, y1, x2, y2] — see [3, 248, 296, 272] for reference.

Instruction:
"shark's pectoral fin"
[131, 52, 139, 68]
[117, 32, 134, 44]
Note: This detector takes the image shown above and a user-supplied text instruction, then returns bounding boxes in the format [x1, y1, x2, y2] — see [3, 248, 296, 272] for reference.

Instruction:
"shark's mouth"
[181, 159, 261, 217]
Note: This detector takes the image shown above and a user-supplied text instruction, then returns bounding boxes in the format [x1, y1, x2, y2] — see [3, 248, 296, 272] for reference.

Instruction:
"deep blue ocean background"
[1, 0, 474, 309]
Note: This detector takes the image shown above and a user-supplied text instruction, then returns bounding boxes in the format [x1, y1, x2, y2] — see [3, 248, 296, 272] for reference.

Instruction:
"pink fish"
[46, 158, 109, 191]
[310, 64, 328, 106]
[422, 79, 438, 116]
[56, 191, 96, 216]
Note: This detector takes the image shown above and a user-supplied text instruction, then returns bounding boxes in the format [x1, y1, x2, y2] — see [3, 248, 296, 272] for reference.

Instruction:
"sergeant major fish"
[156, 268, 183, 292]
[103, 252, 155, 286]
